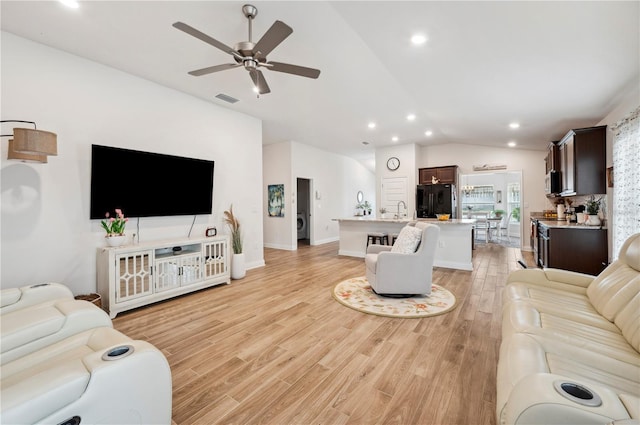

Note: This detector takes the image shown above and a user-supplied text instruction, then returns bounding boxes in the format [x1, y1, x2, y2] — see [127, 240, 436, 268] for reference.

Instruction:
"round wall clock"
[386, 157, 400, 171]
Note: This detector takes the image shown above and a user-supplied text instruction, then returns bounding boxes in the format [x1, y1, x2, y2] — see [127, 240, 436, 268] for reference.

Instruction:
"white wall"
[263, 141, 375, 250]
[375, 143, 418, 216]
[1, 32, 264, 294]
[262, 142, 292, 250]
[418, 144, 547, 246]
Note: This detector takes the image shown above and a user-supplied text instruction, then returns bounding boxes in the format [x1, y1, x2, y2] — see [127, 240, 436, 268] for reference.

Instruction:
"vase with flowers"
[224, 204, 245, 279]
[101, 209, 128, 247]
[584, 195, 602, 226]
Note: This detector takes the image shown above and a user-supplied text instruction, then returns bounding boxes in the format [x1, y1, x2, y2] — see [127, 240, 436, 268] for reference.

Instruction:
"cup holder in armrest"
[553, 380, 602, 407]
[101, 345, 135, 361]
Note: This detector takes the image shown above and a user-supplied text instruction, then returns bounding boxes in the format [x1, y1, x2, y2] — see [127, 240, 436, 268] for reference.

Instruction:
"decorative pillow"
[390, 225, 422, 254]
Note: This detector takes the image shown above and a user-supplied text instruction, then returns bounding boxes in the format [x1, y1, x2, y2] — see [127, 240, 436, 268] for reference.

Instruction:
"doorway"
[460, 171, 523, 248]
[296, 178, 311, 244]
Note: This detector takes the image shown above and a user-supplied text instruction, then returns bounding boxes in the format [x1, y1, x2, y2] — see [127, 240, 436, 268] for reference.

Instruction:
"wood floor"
[113, 241, 535, 425]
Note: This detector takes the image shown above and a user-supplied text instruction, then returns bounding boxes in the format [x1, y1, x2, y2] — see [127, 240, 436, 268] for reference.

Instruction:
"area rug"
[332, 276, 457, 318]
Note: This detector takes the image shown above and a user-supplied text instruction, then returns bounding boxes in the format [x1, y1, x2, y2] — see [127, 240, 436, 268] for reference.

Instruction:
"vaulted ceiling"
[2, 1, 638, 169]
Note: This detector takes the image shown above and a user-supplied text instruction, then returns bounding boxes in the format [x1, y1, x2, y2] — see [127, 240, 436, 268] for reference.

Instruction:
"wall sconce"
[1, 120, 58, 163]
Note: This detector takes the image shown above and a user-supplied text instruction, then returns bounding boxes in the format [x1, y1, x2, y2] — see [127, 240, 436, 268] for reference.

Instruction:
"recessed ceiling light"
[425, 130, 433, 136]
[59, 0, 79, 8]
[362, 141, 370, 145]
[509, 122, 520, 129]
[392, 136, 399, 142]
[411, 34, 427, 45]
[508, 141, 517, 147]
[406, 114, 416, 121]
[368, 122, 376, 129]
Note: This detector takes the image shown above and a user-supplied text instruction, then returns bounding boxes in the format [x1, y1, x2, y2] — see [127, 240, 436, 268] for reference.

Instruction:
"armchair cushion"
[390, 225, 422, 254]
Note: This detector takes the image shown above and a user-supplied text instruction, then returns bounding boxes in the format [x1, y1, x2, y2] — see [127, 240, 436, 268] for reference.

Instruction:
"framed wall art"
[268, 184, 285, 217]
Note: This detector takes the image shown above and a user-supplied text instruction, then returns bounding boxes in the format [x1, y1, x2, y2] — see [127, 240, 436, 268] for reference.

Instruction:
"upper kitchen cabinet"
[545, 141, 560, 174]
[419, 165, 458, 185]
[559, 125, 606, 197]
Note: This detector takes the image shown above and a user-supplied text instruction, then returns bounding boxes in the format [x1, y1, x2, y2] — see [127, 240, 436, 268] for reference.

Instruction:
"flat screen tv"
[90, 144, 214, 219]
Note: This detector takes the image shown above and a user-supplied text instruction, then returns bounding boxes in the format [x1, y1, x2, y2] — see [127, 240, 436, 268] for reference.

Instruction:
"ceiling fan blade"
[188, 63, 241, 76]
[249, 69, 271, 94]
[266, 61, 321, 79]
[253, 20, 293, 58]
[173, 21, 242, 60]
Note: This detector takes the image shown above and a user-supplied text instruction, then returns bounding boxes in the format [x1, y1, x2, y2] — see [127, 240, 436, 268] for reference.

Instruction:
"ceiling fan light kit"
[173, 4, 320, 95]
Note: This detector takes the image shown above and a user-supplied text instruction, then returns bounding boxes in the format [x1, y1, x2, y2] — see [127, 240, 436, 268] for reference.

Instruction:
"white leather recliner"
[1, 298, 113, 365]
[1, 282, 74, 315]
[365, 222, 440, 296]
[1, 326, 172, 425]
[497, 232, 640, 424]
[0, 282, 173, 424]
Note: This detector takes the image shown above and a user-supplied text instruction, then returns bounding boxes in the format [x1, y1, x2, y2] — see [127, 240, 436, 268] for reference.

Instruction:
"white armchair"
[365, 222, 440, 296]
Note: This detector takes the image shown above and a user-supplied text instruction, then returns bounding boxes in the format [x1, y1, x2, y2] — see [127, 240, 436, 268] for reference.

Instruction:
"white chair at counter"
[471, 212, 489, 243]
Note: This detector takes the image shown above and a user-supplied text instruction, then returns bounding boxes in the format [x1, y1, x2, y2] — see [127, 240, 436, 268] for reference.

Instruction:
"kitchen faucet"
[397, 200, 407, 218]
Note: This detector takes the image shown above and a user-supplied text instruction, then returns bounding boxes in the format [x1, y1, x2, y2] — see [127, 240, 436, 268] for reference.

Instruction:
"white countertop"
[538, 220, 607, 230]
[334, 217, 476, 225]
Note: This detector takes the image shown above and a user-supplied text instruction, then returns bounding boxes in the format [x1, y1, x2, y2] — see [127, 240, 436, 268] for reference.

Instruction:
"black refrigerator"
[416, 184, 457, 218]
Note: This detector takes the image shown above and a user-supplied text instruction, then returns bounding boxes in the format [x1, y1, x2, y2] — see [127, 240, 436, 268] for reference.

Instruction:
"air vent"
[214, 93, 239, 104]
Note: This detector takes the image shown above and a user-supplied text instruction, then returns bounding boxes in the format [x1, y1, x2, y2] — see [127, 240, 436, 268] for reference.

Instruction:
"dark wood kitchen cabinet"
[558, 125, 606, 196]
[537, 223, 608, 275]
[419, 165, 458, 185]
[545, 141, 560, 174]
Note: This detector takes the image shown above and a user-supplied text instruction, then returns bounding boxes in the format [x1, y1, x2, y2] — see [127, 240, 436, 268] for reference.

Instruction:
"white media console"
[96, 235, 230, 318]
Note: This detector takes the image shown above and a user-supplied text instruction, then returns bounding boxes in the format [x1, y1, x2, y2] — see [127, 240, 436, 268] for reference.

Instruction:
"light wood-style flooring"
[113, 241, 535, 425]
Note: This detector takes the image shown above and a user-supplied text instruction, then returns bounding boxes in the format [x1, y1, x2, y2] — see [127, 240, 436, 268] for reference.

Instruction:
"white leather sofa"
[497, 233, 640, 424]
[1, 282, 74, 314]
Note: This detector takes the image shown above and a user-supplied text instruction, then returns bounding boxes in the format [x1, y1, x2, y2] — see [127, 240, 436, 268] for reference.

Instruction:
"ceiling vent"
[215, 93, 239, 104]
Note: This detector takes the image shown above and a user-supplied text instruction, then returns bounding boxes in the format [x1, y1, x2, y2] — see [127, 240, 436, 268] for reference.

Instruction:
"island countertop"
[334, 217, 476, 225]
[334, 217, 475, 270]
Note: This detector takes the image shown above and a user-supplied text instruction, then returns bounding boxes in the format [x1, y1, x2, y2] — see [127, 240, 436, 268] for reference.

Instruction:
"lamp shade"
[7, 139, 47, 163]
[12, 128, 57, 156]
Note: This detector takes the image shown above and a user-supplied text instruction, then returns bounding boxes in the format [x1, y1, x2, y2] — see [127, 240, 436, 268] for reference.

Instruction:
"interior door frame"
[460, 170, 523, 246]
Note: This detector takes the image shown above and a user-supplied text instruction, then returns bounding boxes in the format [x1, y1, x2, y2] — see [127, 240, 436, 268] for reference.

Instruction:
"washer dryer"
[297, 211, 307, 239]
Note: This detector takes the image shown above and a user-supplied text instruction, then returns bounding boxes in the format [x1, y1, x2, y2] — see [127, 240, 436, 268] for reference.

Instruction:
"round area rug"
[332, 276, 456, 318]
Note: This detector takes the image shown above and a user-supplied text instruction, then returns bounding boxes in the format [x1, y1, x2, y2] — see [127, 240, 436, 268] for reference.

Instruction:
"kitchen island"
[334, 217, 476, 271]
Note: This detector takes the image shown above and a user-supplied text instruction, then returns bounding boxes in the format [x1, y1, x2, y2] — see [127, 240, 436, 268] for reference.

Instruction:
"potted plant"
[224, 204, 245, 279]
[363, 201, 372, 215]
[101, 209, 128, 247]
[493, 209, 505, 218]
[511, 207, 520, 222]
[584, 195, 602, 226]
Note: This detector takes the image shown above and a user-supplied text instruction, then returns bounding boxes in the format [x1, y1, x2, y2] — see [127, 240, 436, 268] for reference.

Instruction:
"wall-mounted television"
[90, 144, 214, 219]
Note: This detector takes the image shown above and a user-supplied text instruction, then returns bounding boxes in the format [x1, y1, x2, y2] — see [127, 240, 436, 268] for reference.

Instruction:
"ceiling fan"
[173, 4, 321, 95]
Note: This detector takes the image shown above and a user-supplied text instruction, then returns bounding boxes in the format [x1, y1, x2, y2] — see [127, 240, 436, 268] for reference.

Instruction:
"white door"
[381, 177, 408, 217]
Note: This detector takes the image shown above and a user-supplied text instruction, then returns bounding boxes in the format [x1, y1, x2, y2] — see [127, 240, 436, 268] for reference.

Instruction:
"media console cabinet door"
[115, 250, 153, 303]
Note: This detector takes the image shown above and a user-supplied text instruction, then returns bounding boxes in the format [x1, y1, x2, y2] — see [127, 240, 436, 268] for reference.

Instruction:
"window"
[612, 106, 640, 259]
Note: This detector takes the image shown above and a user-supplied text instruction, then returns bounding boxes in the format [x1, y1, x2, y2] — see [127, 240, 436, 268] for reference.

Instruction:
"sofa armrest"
[506, 268, 595, 288]
[501, 373, 631, 425]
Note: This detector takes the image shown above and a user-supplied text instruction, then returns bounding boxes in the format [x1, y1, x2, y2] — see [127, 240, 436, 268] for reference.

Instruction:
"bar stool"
[366, 232, 389, 247]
